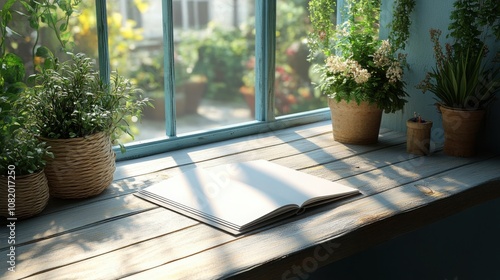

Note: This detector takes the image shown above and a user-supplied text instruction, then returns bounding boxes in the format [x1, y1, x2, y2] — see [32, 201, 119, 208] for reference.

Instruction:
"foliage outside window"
[2, 0, 333, 160]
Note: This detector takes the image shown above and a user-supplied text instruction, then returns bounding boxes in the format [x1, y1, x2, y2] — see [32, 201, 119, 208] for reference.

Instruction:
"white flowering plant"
[308, 0, 411, 113]
[315, 34, 408, 113]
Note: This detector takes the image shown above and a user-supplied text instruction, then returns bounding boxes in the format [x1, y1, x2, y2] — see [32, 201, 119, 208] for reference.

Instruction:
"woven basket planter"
[0, 170, 49, 219]
[440, 105, 485, 157]
[329, 99, 383, 144]
[406, 120, 433, 156]
[42, 132, 116, 199]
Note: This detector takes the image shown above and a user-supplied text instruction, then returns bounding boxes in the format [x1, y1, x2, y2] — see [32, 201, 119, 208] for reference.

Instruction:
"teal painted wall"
[379, 0, 500, 153]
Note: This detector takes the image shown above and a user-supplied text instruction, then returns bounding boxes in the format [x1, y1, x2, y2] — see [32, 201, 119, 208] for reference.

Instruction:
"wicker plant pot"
[328, 99, 383, 144]
[406, 120, 433, 155]
[440, 105, 485, 157]
[42, 132, 116, 199]
[0, 170, 49, 219]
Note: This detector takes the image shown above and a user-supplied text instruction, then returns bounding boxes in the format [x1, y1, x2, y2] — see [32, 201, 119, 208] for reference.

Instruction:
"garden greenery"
[388, 0, 416, 52]
[308, 0, 414, 113]
[1, 0, 52, 175]
[418, 0, 500, 110]
[0, 55, 52, 175]
[26, 51, 151, 152]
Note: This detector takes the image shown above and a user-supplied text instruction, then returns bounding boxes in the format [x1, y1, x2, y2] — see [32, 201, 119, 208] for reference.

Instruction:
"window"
[274, 0, 327, 117]
[99, 0, 331, 160]
[5, 0, 330, 161]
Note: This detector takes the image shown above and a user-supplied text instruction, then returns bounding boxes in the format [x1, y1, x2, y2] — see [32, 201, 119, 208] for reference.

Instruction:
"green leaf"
[35, 46, 54, 59]
[59, 23, 67, 32]
[2, 0, 16, 10]
[1, 53, 25, 84]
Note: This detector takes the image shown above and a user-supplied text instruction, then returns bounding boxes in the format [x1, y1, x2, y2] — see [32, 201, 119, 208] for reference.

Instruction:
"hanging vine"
[307, 0, 415, 59]
[388, 0, 416, 52]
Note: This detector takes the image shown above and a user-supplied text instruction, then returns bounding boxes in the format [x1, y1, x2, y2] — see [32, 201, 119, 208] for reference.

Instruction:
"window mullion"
[162, 0, 177, 136]
[96, 0, 110, 84]
[254, 0, 276, 122]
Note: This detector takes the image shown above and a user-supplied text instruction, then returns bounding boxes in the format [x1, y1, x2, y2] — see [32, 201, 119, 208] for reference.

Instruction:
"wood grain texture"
[2, 121, 499, 280]
[122, 158, 500, 280]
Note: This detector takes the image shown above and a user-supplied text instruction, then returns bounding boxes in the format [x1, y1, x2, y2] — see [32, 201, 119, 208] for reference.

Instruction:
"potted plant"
[406, 112, 433, 156]
[0, 129, 52, 219]
[308, 0, 412, 144]
[418, 0, 500, 157]
[181, 74, 208, 115]
[0, 51, 52, 219]
[26, 51, 150, 199]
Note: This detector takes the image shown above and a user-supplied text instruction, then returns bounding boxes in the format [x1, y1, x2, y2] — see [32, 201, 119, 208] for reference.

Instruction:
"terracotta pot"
[406, 120, 433, 155]
[183, 81, 207, 114]
[142, 91, 186, 120]
[0, 170, 49, 219]
[439, 105, 485, 157]
[328, 99, 382, 144]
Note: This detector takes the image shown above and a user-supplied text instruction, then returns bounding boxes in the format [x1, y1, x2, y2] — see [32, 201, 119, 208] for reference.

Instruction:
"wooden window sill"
[4, 120, 500, 279]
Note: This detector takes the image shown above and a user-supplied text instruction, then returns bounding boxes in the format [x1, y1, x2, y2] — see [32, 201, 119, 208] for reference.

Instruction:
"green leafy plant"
[25, 0, 81, 51]
[26, 51, 151, 151]
[418, 0, 500, 110]
[448, 0, 499, 58]
[1, 0, 81, 74]
[0, 61, 52, 176]
[308, 0, 411, 113]
[0, 50, 51, 176]
[417, 29, 500, 109]
[315, 37, 408, 113]
[388, 0, 416, 52]
[0, 128, 53, 176]
[1, 0, 97, 176]
[307, 0, 337, 59]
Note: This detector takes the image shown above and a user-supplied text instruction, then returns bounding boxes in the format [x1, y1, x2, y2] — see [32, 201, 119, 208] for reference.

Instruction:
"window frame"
[96, 0, 330, 161]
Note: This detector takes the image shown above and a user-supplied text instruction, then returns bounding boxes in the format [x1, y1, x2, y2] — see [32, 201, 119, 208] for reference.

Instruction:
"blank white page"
[139, 160, 359, 228]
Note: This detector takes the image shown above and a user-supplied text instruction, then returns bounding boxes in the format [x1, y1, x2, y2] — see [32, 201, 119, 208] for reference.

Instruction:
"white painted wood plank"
[0, 137, 411, 278]
[5, 119, 498, 280]
[272, 131, 407, 170]
[0, 207, 200, 280]
[1, 194, 157, 247]
[113, 122, 393, 180]
[18, 154, 497, 279]
[114, 121, 335, 180]
[37, 122, 338, 217]
[39, 171, 170, 216]
[120, 157, 500, 280]
[22, 125, 403, 243]
[20, 223, 233, 280]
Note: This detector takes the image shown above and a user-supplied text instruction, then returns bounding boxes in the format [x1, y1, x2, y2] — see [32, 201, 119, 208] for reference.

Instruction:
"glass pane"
[188, 1, 196, 28]
[197, 1, 210, 28]
[173, 1, 184, 28]
[275, 0, 327, 116]
[174, 0, 254, 134]
[71, 1, 98, 64]
[100, 0, 165, 143]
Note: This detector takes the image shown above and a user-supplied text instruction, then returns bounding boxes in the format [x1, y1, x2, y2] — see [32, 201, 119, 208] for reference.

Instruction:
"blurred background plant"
[240, 0, 326, 116]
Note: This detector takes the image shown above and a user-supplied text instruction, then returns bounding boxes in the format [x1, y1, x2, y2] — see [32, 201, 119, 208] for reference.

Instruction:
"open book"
[135, 160, 359, 235]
